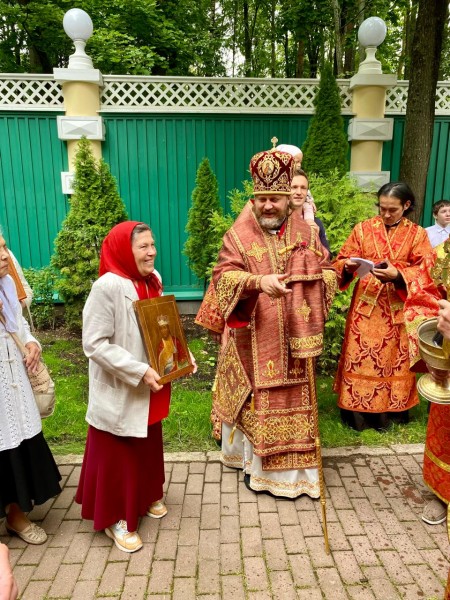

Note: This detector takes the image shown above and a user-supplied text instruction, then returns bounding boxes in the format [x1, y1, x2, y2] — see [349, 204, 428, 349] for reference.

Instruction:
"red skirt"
[75, 423, 165, 532]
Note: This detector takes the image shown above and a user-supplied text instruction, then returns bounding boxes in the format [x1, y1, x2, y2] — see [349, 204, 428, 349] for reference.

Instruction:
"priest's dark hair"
[376, 181, 415, 215]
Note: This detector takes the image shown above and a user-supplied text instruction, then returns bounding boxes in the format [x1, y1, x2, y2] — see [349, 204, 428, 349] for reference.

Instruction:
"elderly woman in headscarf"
[75, 221, 174, 553]
[0, 233, 61, 545]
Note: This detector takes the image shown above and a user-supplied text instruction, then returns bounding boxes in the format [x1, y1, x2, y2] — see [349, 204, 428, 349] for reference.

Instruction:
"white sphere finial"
[63, 8, 94, 69]
[357, 17, 387, 74]
[358, 17, 387, 48]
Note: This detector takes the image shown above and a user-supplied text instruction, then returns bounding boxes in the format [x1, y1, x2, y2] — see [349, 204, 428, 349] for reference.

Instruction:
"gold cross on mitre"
[271, 136, 278, 148]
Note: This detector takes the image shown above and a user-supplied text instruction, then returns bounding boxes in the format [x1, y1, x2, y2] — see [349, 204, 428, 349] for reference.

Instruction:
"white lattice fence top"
[385, 81, 450, 115]
[385, 82, 409, 113]
[100, 76, 352, 114]
[0, 75, 63, 110]
[435, 82, 450, 114]
[1, 73, 450, 115]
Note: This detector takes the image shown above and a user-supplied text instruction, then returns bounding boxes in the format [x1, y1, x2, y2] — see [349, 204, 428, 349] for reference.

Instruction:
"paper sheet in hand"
[350, 257, 375, 278]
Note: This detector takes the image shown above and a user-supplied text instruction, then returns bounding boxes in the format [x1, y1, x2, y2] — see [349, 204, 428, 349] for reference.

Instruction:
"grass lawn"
[38, 322, 430, 455]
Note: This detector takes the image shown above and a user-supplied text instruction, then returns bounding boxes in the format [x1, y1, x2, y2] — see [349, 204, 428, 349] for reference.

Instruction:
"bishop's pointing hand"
[260, 274, 292, 299]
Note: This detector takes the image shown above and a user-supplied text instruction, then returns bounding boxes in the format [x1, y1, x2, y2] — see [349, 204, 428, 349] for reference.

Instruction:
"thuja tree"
[309, 170, 376, 374]
[52, 138, 128, 330]
[184, 157, 223, 287]
[302, 62, 349, 177]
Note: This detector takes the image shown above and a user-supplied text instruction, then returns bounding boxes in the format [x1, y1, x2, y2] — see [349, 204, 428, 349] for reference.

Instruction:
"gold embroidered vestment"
[197, 202, 336, 471]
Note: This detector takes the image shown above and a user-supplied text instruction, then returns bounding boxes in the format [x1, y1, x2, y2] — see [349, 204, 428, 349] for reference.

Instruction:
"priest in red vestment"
[421, 241, 450, 528]
[196, 148, 337, 498]
[421, 296, 450, 599]
[333, 182, 440, 431]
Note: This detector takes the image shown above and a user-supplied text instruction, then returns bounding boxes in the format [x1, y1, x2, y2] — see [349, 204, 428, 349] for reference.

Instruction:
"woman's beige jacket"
[82, 272, 158, 437]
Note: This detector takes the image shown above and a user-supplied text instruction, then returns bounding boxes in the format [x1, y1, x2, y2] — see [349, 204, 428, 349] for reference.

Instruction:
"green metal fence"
[0, 112, 67, 267]
[1, 109, 450, 299]
[382, 115, 450, 227]
[102, 113, 313, 297]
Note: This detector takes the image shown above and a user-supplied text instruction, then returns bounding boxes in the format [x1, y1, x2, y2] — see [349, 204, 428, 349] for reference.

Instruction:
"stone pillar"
[53, 9, 104, 194]
[348, 17, 396, 191]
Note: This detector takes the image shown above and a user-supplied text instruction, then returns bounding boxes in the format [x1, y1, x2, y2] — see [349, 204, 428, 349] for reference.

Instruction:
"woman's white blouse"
[0, 277, 41, 451]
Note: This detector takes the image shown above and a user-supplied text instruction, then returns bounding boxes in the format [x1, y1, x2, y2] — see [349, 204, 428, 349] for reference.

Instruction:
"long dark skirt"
[75, 423, 165, 532]
[0, 432, 62, 519]
[340, 408, 409, 432]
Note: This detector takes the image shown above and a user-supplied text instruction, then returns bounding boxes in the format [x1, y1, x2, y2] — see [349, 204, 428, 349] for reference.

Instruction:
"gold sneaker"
[105, 520, 143, 553]
[146, 500, 168, 519]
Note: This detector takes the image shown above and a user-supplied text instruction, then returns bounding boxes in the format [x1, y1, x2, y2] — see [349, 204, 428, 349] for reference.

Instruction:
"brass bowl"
[417, 373, 450, 404]
[417, 318, 450, 370]
[417, 318, 450, 404]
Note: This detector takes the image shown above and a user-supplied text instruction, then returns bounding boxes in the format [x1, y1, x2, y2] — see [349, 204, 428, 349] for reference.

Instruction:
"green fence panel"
[0, 112, 67, 268]
[382, 115, 450, 227]
[102, 113, 313, 297]
[3, 108, 448, 300]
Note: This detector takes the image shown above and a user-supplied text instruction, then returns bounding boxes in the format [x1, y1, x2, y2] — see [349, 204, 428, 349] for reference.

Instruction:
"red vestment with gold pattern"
[423, 242, 450, 571]
[333, 216, 439, 415]
[423, 404, 450, 505]
[196, 202, 337, 472]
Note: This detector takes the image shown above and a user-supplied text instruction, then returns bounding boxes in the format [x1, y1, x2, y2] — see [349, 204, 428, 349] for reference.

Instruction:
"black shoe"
[243, 474, 280, 498]
[243, 473, 252, 491]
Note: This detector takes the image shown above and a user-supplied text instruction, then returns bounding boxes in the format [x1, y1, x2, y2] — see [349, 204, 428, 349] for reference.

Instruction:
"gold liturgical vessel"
[417, 239, 450, 404]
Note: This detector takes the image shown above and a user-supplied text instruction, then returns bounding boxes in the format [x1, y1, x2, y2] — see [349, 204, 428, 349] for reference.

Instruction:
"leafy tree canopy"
[1, 0, 449, 78]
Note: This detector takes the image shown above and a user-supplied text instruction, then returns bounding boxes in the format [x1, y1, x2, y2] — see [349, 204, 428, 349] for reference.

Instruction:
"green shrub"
[309, 170, 377, 256]
[184, 158, 223, 286]
[310, 171, 377, 373]
[302, 63, 349, 177]
[23, 266, 59, 329]
[51, 138, 128, 331]
[207, 179, 253, 278]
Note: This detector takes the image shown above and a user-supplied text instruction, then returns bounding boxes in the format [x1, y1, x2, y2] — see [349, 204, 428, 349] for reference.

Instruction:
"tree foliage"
[184, 158, 223, 285]
[1, 0, 449, 79]
[302, 63, 349, 177]
[399, 0, 449, 223]
[51, 138, 128, 330]
[0, 0, 227, 75]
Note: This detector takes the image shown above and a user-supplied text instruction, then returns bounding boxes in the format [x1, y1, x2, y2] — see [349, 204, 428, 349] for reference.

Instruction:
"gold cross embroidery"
[431, 238, 450, 289]
[289, 359, 303, 377]
[296, 299, 312, 322]
[247, 242, 268, 263]
[262, 360, 280, 379]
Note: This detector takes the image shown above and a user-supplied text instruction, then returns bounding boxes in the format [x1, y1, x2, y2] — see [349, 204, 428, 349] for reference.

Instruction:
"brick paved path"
[1, 445, 448, 600]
